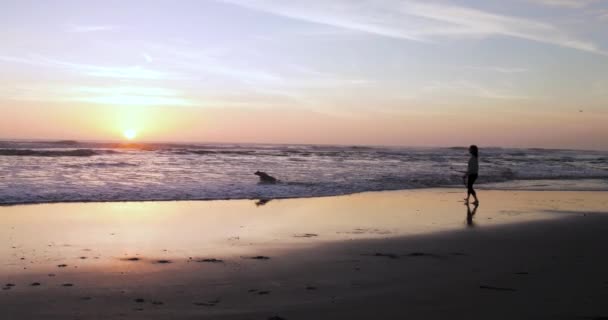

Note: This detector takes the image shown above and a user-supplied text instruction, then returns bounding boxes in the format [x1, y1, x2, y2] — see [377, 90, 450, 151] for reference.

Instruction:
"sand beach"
[1, 189, 608, 319]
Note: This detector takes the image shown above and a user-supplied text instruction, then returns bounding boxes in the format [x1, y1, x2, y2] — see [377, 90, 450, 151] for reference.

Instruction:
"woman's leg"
[467, 174, 478, 203]
[467, 174, 479, 202]
[464, 176, 470, 201]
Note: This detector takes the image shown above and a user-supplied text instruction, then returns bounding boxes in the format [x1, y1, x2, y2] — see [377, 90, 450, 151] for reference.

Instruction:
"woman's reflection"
[466, 202, 479, 227]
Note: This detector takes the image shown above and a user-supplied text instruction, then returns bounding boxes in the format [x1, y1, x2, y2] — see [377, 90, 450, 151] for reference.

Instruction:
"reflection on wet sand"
[255, 198, 272, 207]
[466, 202, 479, 227]
[1, 189, 607, 276]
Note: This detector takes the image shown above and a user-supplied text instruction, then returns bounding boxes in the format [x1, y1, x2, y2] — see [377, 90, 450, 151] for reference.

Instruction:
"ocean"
[1, 140, 607, 205]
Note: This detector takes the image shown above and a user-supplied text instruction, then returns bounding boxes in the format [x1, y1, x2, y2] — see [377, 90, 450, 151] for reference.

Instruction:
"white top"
[467, 156, 479, 174]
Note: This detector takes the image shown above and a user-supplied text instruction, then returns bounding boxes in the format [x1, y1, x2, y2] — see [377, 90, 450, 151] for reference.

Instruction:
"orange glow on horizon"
[1, 102, 607, 150]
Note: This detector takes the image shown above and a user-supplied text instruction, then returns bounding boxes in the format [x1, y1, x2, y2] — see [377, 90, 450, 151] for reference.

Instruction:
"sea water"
[1, 140, 607, 205]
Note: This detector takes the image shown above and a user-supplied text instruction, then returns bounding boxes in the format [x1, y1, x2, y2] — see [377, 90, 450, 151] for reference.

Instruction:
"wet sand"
[1, 189, 608, 319]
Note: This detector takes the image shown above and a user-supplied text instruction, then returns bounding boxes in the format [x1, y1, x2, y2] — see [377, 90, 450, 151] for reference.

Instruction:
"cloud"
[66, 25, 120, 33]
[221, 0, 431, 42]
[82, 65, 165, 79]
[528, 0, 599, 8]
[462, 66, 529, 73]
[1, 85, 195, 107]
[143, 43, 371, 89]
[67, 86, 194, 106]
[0, 54, 170, 80]
[591, 80, 608, 96]
[140, 43, 283, 84]
[420, 80, 529, 100]
[221, 0, 604, 54]
[143, 53, 153, 63]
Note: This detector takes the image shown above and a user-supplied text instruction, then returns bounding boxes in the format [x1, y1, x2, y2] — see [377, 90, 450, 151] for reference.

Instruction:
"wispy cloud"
[420, 80, 529, 100]
[591, 80, 608, 96]
[67, 86, 194, 106]
[143, 42, 370, 90]
[1, 85, 195, 107]
[142, 53, 153, 63]
[141, 43, 283, 84]
[0, 54, 170, 80]
[82, 65, 165, 79]
[462, 65, 529, 73]
[222, 0, 431, 42]
[66, 24, 120, 33]
[528, 0, 599, 8]
[221, 0, 604, 54]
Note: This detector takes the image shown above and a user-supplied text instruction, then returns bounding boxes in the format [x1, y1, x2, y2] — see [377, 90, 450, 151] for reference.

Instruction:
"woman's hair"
[469, 145, 479, 157]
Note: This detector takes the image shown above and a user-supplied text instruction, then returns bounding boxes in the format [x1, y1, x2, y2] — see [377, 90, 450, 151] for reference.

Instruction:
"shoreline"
[2, 179, 608, 207]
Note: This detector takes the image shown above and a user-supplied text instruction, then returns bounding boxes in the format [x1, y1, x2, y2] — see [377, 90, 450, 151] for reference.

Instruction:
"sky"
[1, 0, 607, 149]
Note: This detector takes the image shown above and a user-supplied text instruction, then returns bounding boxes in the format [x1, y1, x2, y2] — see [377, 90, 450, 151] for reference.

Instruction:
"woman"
[463, 145, 479, 205]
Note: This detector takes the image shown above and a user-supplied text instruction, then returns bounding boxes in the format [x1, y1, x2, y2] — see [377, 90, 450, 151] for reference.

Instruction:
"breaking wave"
[0, 149, 99, 157]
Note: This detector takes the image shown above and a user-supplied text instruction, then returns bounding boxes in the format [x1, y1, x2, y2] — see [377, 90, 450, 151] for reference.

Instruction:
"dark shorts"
[467, 174, 478, 189]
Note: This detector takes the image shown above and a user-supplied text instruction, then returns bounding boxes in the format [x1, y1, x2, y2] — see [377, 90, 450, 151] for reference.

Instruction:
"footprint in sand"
[195, 258, 224, 263]
[366, 253, 399, 259]
[122, 257, 140, 262]
[3, 283, 15, 290]
[451, 252, 467, 256]
[155, 260, 172, 264]
[247, 289, 270, 295]
[244, 256, 271, 260]
[194, 299, 220, 307]
[479, 285, 516, 292]
[407, 252, 436, 257]
[294, 233, 319, 238]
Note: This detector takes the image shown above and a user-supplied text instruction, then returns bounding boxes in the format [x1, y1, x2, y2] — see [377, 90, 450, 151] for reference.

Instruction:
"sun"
[123, 129, 137, 140]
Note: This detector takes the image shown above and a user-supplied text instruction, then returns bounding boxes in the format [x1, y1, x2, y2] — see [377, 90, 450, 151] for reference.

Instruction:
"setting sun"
[123, 129, 137, 140]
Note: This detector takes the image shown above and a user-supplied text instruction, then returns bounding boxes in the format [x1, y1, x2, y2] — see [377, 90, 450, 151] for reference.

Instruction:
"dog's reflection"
[255, 199, 272, 207]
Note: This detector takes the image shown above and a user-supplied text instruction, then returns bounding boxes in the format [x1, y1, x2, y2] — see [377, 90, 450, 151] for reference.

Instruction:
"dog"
[254, 171, 278, 184]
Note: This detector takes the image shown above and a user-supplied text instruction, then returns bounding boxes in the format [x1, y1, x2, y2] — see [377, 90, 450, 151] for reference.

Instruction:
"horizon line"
[0, 137, 606, 152]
